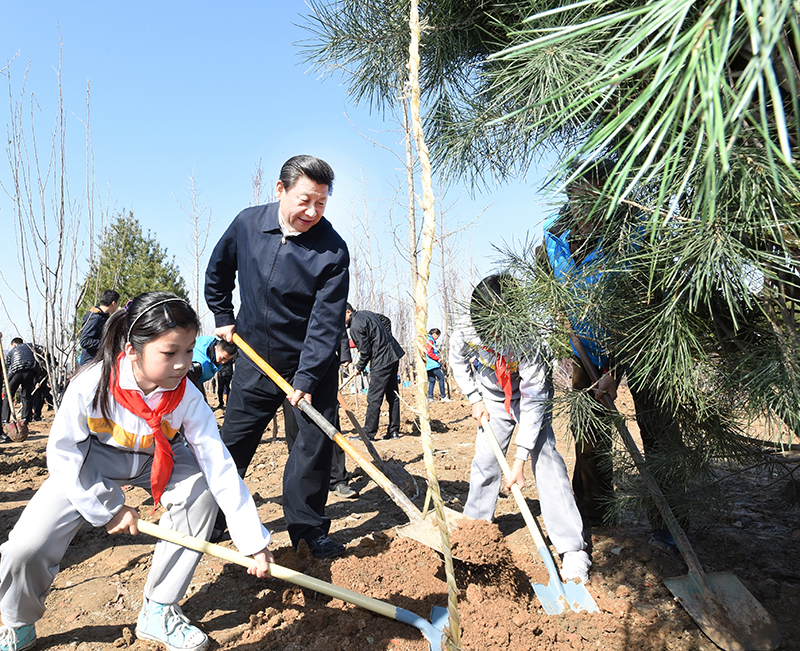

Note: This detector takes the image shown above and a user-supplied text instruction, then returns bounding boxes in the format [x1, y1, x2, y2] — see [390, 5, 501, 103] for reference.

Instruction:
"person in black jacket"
[205, 155, 350, 559]
[346, 304, 405, 440]
[79, 289, 120, 365]
[2, 338, 38, 430]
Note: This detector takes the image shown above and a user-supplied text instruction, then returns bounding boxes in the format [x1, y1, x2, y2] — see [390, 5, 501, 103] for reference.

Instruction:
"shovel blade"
[532, 578, 599, 615]
[664, 572, 781, 651]
[5, 420, 28, 442]
[395, 507, 471, 555]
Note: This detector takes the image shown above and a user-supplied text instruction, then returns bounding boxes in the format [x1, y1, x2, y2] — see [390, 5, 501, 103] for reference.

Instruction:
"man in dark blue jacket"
[346, 305, 405, 440]
[205, 155, 350, 559]
[2, 338, 38, 432]
[78, 289, 120, 365]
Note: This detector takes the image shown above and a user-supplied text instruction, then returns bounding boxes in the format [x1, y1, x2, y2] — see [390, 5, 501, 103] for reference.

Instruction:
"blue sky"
[0, 1, 558, 340]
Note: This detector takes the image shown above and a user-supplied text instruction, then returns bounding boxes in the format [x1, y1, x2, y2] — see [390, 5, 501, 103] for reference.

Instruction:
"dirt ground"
[1, 382, 799, 651]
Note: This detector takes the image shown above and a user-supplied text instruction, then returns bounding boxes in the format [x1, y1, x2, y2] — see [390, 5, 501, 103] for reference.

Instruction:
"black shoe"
[331, 482, 357, 498]
[305, 535, 346, 559]
[0, 433, 11, 444]
[383, 431, 399, 440]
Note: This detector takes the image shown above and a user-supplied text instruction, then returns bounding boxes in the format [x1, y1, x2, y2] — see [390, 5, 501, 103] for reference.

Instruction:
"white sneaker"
[440, 397, 451, 403]
[560, 550, 591, 583]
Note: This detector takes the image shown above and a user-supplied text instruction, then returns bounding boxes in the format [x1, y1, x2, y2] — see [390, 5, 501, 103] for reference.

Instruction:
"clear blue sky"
[0, 1, 558, 340]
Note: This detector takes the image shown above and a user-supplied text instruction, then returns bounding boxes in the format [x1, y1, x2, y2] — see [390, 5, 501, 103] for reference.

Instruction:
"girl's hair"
[428, 328, 441, 337]
[91, 291, 200, 419]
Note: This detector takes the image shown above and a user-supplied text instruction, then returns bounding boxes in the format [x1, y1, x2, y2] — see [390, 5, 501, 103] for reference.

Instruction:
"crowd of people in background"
[0, 153, 678, 651]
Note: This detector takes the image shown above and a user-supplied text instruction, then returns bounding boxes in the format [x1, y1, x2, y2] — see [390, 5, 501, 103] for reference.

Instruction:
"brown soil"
[1, 385, 799, 651]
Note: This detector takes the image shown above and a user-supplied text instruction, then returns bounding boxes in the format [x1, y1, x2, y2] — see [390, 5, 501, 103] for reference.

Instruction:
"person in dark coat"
[79, 289, 120, 365]
[2, 338, 38, 430]
[345, 304, 405, 440]
[205, 155, 349, 559]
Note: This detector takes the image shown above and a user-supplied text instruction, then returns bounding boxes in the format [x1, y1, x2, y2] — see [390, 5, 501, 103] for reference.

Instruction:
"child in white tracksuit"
[450, 274, 591, 582]
[0, 292, 272, 651]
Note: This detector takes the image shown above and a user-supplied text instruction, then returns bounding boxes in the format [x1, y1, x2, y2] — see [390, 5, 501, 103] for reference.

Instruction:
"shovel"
[232, 333, 470, 555]
[0, 333, 29, 443]
[337, 390, 417, 496]
[570, 335, 780, 651]
[479, 416, 599, 614]
[136, 519, 448, 651]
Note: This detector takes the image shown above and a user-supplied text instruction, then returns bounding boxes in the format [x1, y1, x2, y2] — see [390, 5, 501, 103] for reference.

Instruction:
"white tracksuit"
[449, 325, 585, 554]
[0, 359, 270, 627]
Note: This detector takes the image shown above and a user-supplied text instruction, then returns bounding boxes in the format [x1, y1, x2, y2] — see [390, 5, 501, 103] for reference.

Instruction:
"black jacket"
[205, 202, 350, 394]
[79, 307, 110, 365]
[349, 310, 405, 372]
[6, 343, 38, 375]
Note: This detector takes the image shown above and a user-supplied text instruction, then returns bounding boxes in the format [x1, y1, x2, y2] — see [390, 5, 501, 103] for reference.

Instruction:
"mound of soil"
[1, 384, 798, 650]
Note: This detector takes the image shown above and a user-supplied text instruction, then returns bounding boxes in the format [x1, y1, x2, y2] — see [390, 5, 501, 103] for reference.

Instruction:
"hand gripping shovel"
[0, 333, 29, 442]
[232, 334, 469, 554]
[136, 519, 448, 651]
[479, 416, 599, 614]
[570, 335, 780, 651]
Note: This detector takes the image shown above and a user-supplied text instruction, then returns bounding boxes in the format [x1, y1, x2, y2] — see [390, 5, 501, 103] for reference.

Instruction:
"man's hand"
[215, 325, 236, 343]
[505, 458, 526, 490]
[106, 505, 140, 535]
[472, 400, 490, 425]
[248, 548, 274, 579]
[593, 372, 617, 402]
[289, 389, 312, 407]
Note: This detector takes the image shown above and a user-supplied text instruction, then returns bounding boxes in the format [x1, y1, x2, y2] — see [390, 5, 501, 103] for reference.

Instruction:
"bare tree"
[0, 43, 102, 407]
[175, 172, 212, 319]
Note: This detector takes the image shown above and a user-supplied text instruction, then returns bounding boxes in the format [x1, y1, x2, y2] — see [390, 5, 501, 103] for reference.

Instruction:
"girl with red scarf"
[0, 292, 271, 651]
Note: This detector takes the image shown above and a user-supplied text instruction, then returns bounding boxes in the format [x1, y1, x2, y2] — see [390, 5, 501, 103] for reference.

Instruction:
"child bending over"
[449, 274, 591, 583]
[0, 292, 272, 651]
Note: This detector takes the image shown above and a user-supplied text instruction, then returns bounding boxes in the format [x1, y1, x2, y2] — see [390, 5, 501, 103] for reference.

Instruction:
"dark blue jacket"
[79, 307, 110, 365]
[205, 202, 350, 394]
[349, 310, 405, 373]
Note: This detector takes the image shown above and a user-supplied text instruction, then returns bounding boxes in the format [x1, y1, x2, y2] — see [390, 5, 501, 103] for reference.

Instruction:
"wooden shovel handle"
[0, 333, 20, 424]
[231, 334, 423, 525]
[136, 519, 396, 619]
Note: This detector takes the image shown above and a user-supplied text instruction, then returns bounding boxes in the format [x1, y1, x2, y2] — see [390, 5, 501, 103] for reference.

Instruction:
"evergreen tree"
[77, 211, 188, 322]
[300, 2, 800, 515]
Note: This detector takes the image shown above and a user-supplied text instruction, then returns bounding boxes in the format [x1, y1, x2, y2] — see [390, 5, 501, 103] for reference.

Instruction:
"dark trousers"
[219, 358, 337, 546]
[283, 398, 347, 486]
[363, 361, 400, 439]
[217, 375, 232, 406]
[2, 369, 36, 423]
[571, 358, 683, 529]
[427, 367, 446, 399]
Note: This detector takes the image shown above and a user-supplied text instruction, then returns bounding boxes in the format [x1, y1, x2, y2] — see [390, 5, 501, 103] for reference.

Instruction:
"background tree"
[77, 211, 188, 322]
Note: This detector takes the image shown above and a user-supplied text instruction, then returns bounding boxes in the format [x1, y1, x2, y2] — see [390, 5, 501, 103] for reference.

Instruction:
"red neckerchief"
[494, 354, 514, 416]
[110, 353, 186, 512]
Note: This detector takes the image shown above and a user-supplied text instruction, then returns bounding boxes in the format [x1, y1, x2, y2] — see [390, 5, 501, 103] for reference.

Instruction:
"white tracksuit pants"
[0, 438, 217, 627]
[463, 397, 586, 554]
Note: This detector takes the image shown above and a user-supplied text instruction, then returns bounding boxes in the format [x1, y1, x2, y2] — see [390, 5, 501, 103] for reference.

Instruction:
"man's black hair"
[10, 337, 23, 346]
[346, 302, 354, 312]
[565, 158, 616, 193]
[279, 155, 335, 194]
[216, 338, 238, 356]
[99, 289, 120, 307]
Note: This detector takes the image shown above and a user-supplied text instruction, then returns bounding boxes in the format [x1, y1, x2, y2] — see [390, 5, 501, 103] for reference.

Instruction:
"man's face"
[276, 176, 329, 233]
[108, 300, 120, 315]
[345, 309, 352, 326]
[215, 348, 234, 365]
[567, 181, 603, 238]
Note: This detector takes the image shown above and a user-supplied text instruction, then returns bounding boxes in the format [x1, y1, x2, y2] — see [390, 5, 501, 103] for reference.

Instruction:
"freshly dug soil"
[1, 384, 798, 651]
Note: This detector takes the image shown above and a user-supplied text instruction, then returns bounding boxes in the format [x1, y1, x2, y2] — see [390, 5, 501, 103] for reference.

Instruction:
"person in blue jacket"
[425, 328, 449, 401]
[205, 155, 349, 560]
[542, 159, 682, 550]
[187, 335, 238, 395]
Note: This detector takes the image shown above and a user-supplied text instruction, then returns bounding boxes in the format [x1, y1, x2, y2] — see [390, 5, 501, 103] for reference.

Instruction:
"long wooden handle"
[479, 416, 550, 552]
[337, 391, 388, 470]
[0, 334, 19, 424]
[136, 519, 396, 619]
[568, 334, 703, 577]
[231, 334, 423, 524]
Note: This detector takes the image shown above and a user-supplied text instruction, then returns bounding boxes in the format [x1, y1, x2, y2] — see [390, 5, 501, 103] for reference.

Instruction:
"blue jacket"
[79, 307, 110, 366]
[205, 202, 349, 394]
[544, 215, 609, 368]
[192, 335, 222, 383]
[425, 335, 441, 371]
